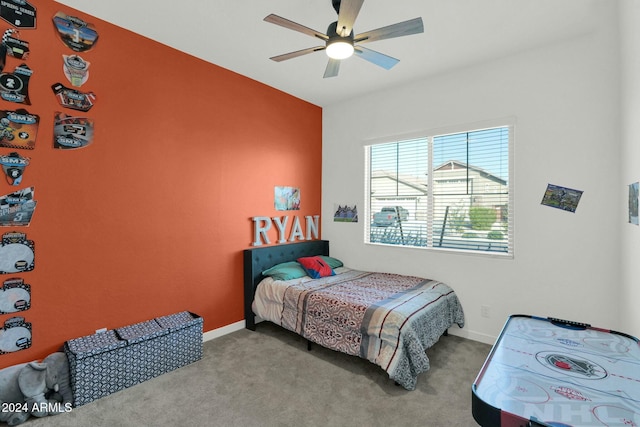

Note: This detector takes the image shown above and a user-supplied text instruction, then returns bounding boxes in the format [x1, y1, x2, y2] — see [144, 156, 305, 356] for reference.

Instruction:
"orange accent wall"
[0, 1, 322, 367]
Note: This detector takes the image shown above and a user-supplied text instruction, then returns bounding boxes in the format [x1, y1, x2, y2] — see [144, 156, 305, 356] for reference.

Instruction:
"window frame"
[364, 120, 515, 258]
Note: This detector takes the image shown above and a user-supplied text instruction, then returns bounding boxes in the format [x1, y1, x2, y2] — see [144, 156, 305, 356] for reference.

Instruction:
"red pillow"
[297, 256, 335, 279]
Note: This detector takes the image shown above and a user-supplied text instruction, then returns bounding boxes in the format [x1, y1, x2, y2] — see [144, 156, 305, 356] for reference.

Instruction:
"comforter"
[252, 268, 465, 389]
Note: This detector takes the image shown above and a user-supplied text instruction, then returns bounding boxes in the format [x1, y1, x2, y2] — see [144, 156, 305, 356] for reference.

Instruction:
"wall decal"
[541, 184, 583, 213]
[0, 231, 34, 273]
[0, 0, 36, 29]
[333, 204, 358, 222]
[53, 11, 98, 52]
[274, 186, 300, 210]
[252, 215, 319, 246]
[0, 152, 29, 185]
[2, 29, 29, 60]
[0, 29, 29, 74]
[51, 82, 96, 112]
[0, 109, 38, 150]
[62, 54, 89, 87]
[0, 63, 32, 104]
[0, 277, 30, 314]
[0, 187, 36, 226]
[0, 316, 31, 354]
[629, 182, 638, 225]
[0, 28, 29, 79]
[53, 112, 94, 149]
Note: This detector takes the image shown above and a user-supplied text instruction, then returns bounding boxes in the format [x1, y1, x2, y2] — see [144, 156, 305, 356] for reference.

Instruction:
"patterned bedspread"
[253, 269, 465, 390]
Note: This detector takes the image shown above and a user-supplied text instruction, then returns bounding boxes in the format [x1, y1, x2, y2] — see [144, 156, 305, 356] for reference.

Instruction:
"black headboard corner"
[243, 240, 329, 330]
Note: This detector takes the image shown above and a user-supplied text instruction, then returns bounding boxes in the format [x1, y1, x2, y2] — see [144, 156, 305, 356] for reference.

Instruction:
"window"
[365, 125, 512, 255]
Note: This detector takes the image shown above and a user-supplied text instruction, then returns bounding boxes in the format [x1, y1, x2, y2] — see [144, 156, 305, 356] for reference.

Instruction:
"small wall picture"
[541, 184, 583, 213]
[334, 204, 358, 222]
[274, 186, 300, 211]
[629, 182, 639, 225]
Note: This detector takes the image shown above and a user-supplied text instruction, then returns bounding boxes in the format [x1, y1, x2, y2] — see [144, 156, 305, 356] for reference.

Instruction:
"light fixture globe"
[325, 21, 354, 60]
[326, 40, 354, 59]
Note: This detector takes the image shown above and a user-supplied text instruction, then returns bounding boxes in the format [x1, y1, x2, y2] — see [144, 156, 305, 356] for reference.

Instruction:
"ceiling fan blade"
[354, 46, 399, 70]
[264, 14, 328, 41]
[354, 17, 424, 44]
[270, 46, 326, 62]
[323, 58, 341, 78]
[336, 0, 364, 36]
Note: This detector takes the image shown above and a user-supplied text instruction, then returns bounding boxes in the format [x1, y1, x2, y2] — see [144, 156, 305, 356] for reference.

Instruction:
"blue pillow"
[319, 255, 344, 269]
[262, 261, 307, 281]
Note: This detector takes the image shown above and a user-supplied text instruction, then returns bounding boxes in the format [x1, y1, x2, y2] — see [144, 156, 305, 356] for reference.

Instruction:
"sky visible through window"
[433, 127, 509, 182]
[371, 127, 509, 183]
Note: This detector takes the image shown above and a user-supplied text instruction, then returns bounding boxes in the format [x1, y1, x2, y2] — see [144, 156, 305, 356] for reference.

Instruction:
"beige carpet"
[28, 322, 491, 427]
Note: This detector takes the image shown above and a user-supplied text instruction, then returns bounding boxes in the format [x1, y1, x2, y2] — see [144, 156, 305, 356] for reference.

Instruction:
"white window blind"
[366, 126, 512, 255]
[369, 138, 429, 246]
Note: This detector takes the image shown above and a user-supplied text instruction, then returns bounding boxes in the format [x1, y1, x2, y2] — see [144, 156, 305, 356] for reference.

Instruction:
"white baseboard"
[202, 319, 497, 347]
[202, 320, 245, 342]
[448, 328, 496, 345]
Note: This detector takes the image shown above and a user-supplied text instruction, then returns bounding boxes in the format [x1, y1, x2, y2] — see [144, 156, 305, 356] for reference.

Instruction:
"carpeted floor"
[28, 322, 491, 427]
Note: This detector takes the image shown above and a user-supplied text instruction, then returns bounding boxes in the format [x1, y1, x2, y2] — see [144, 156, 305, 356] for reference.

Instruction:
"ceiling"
[54, 0, 603, 107]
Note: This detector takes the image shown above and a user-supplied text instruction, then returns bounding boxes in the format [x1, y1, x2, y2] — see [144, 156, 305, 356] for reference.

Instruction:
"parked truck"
[372, 206, 409, 226]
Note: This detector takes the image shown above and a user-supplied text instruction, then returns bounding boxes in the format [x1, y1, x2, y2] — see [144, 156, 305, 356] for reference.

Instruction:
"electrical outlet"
[481, 305, 491, 318]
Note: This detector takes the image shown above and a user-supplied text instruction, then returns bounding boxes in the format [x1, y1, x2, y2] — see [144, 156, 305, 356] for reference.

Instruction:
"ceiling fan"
[264, 0, 424, 78]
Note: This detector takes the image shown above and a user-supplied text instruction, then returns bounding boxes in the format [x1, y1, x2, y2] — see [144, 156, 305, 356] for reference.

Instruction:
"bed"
[243, 240, 465, 390]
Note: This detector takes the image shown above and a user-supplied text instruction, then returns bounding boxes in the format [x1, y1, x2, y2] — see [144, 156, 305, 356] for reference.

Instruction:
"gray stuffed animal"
[0, 361, 32, 426]
[42, 352, 73, 414]
[0, 352, 72, 426]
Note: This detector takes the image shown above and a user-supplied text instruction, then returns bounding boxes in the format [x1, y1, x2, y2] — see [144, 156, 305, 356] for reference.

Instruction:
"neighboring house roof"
[371, 161, 506, 198]
[434, 160, 507, 186]
[371, 170, 428, 196]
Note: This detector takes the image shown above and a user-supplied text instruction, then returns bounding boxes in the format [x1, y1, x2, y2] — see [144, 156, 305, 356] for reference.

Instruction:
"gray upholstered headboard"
[243, 240, 329, 330]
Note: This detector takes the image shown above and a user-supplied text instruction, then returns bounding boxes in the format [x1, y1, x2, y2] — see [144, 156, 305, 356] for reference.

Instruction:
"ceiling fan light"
[326, 40, 354, 59]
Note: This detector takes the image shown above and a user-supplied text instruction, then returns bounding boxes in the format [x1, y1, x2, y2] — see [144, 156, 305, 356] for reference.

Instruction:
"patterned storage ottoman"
[65, 311, 203, 406]
[155, 311, 203, 371]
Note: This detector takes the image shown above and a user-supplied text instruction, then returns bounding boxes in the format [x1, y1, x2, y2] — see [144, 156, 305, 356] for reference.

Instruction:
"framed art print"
[541, 184, 583, 213]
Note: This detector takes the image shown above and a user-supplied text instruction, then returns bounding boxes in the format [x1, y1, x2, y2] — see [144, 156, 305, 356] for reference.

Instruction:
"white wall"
[322, 3, 622, 343]
[620, 0, 640, 338]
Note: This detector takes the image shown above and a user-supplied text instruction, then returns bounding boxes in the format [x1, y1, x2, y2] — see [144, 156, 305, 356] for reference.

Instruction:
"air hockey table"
[472, 314, 640, 427]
